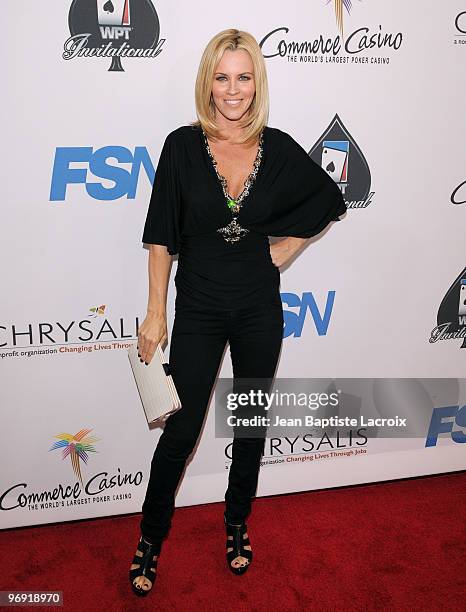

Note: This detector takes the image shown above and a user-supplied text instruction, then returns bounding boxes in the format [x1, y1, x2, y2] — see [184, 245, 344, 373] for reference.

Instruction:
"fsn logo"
[282, 291, 338, 338]
[49, 146, 155, 201]
[425, 406, 466, 447]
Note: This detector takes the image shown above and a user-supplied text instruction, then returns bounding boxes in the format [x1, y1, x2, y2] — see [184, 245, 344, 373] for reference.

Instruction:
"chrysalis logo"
[309, 114, 374, 209]
[49, 428, 100, 486]
[430, 268, 466, 348]
[64, 0, 165, 71]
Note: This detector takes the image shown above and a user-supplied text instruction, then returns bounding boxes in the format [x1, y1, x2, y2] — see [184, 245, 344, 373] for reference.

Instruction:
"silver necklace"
[202, 128, 264, 244]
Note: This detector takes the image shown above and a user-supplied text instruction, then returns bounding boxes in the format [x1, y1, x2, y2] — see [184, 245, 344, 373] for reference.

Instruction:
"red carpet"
[1, 471, 464, 612]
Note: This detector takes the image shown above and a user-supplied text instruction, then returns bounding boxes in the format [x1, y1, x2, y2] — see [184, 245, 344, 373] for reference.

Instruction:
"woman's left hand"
[270, 237, 308, 268]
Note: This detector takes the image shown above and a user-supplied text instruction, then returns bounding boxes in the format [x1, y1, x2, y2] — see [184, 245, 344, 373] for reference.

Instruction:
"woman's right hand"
[137, 311, 168, 365]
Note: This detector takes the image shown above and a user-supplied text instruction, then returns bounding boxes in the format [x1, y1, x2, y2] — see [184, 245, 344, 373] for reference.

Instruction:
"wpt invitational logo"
[260, 0, 403, 65]
[309, 114, 374, 209]
[430, 267, 466, 348]
[63, 0, 165, 71]
[49, 428, 100, 486]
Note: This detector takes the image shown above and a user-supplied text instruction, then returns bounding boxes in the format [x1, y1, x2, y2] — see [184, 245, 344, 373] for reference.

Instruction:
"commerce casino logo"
[309, 114, 374, 209]
[454, 11, 466, 45]
[451, 177, 466, 205]
[63, 0, 165, 71]
[430, 267, 466, 348]
[0, 428, 143, 513]
[259, 0, 403, 65]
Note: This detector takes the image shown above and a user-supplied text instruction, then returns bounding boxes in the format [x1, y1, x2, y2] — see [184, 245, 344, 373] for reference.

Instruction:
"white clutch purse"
[127, 342, 182, 424]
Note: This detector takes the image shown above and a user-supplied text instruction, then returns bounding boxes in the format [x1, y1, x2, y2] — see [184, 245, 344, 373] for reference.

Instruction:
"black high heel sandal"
[129, 535, 161, 596]
[224, 513, 253, 575]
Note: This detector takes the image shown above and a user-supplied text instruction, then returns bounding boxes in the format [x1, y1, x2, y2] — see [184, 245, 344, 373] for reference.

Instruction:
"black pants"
[139, 300, 283, 548]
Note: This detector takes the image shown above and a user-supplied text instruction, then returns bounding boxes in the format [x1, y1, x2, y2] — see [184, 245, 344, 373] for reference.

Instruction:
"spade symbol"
[326, 161, 335, 173]
[437, 266, 466, 348]
[103, 1, 114, 13]
[309, 113, 371, 204]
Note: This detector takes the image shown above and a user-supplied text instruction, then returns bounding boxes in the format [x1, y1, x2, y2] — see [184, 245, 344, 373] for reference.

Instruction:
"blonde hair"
[191, 29, 269, 144]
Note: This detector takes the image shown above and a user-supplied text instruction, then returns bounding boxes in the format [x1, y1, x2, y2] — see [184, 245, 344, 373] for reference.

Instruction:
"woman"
[129, 28, 346, 596]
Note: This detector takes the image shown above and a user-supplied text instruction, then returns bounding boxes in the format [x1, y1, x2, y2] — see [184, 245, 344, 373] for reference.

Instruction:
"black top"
[142, 124, 346, 311]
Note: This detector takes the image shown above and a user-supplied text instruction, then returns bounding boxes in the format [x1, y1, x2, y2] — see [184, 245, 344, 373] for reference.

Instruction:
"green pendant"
[227, 199, 237, 209]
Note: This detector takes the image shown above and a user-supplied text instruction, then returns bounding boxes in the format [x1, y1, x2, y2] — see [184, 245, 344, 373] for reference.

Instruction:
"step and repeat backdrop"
[1, 1, 465, 529]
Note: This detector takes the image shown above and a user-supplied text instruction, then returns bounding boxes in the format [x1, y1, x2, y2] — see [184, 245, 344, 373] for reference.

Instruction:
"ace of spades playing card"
[97, 0, 130, 26]
[459, 280, 466, 316]
[321, 140, 349, 183]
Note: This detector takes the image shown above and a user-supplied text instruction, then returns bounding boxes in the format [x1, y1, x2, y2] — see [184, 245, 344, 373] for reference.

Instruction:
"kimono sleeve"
[264, 131, 347, 238]
[142, 132, 181, 255]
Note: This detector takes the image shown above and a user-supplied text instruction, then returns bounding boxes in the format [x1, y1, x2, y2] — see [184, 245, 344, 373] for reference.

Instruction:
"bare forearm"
[147, 245, 172, 316]
[282, 236, 309, 256]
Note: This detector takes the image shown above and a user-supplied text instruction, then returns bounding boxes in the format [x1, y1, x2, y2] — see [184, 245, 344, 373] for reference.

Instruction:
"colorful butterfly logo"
[89, 305, 106, 317]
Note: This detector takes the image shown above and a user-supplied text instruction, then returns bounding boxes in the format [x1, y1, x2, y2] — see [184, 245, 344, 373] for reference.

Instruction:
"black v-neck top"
[142, 124, 346, 311]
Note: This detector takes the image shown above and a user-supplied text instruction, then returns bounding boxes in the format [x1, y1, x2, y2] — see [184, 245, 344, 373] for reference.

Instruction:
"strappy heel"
[224, 513, 253, 575]
[129, 535, 161, 596]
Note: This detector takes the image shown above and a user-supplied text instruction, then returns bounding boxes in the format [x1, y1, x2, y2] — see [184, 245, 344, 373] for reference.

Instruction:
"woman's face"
[211, 48, 256, 125]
